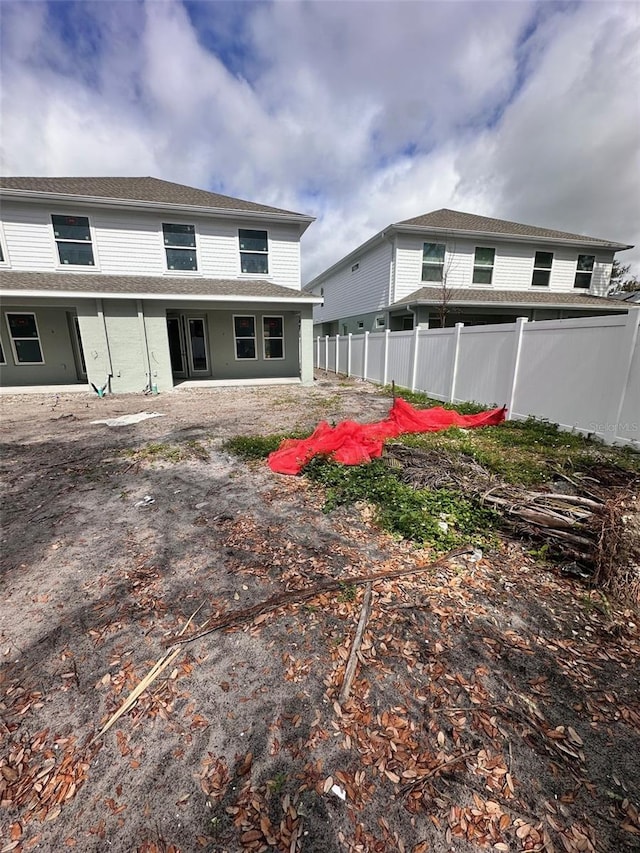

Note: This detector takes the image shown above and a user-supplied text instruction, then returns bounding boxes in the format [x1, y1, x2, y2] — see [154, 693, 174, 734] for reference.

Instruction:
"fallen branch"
[91, 603, 203, 743]
[164, 547, 472, 648]
[338, 582, 373, 705]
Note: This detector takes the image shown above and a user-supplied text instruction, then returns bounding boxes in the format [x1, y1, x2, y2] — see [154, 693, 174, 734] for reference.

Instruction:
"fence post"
[611, 309, 640, 443]
[448, 323, 464, 402]
[324, 336, 328, 371]
[336, 334, 341, 374]
[506, 317, 527, 419]
[411, 324, 420, 392]
[363, 331, 369, 381]
[383, 329, 390, 386]
[347, 333, 352, 377]
[315, 335, 319, 369]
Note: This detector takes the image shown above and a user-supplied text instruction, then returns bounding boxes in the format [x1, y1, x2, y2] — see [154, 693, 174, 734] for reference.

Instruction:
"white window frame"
[162, 222, 199, 273]
[51, 213, 97, 269]
[233, 315, 258, 361]
[5, 311, 45, 364]
[262, 315, 285, 360]
[421, 243, 446, 282]
[0, 223, 9, 267]
[0, 335, 6, 364]
[574, 254, 595, 289]
[531, 251, 553, 287]
[239, 229, 269, 275]
[472, 247, 495, 286]
[376, 316, 386, 328]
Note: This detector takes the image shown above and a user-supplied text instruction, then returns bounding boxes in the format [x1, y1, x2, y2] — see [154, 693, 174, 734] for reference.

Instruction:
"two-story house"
[0, 177, 320, 392]
[305, 209, 633, 334]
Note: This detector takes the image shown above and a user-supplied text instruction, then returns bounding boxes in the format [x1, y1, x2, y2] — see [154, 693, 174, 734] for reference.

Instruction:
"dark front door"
[167, 313, 211, 380]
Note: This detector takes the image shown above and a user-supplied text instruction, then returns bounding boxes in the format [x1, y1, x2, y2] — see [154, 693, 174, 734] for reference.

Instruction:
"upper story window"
[531, 251, 553, 286]
[163, 223, 197, 271]
[52, 215, 95, 266]
[351, 262, 360, 272]
[422, 243, 445, 282]
[574, 254, 595, 289]
[239, 229, 268, 274]
[473, 247, 495, 285]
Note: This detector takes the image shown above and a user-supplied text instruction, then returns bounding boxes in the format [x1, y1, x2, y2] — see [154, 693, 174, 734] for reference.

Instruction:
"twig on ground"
[163, 547, 472, 648]
[338, 582, 373, 705]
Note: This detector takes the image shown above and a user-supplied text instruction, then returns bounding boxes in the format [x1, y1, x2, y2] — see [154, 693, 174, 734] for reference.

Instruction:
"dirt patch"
[1, 377, 639, 853]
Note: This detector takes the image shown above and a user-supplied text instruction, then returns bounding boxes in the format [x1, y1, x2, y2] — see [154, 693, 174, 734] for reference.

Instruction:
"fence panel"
[385, 331, 413, 389]
[363, 332, 384, 383]
[617, 335, 640, 441]
[350, 335, 366, 378]
[513, 316, 625, 428]
[413, 328, 456, 400]
[455, 325, 516, 407]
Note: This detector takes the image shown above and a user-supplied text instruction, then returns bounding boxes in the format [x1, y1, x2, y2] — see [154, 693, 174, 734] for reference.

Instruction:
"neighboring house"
[304, 209, 634, 334]
[0, 177, 320, 392]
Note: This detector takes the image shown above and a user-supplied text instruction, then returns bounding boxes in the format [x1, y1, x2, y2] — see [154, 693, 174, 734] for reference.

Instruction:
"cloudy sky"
[1, 0, 639, 280]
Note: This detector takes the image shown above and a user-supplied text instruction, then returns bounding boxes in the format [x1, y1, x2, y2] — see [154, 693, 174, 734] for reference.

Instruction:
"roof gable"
[0, 176, 307, 218]
[396, 208, 627, 247]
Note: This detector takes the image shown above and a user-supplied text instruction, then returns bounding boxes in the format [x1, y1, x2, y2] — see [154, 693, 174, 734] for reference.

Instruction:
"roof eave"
[393, 296, 627, 311]
[0, 188, 315, 229]
[0, 287, 322, 304]
[392, 223, 633, 251]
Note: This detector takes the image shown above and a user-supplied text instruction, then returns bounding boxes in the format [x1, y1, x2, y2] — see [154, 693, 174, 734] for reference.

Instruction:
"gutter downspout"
[136, 299, 154, 393]
[96, 299, 114, 394]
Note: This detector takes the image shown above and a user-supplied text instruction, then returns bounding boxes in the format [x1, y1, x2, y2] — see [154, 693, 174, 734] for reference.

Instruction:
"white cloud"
[0, 0, 638, 280]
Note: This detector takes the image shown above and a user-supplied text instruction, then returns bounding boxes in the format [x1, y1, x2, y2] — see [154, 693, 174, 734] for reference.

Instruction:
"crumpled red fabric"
[268, 397, 506, 475]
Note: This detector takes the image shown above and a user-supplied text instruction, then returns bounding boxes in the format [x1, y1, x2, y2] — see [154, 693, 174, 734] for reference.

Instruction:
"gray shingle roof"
[0, 270, 317, 300]
[391, 286, 628, 309]
[0, 176, 309, 218]
[395, 209, 629, 248]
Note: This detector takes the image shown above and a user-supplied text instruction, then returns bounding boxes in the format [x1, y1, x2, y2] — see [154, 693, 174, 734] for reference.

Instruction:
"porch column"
[300, 307, 314, 386]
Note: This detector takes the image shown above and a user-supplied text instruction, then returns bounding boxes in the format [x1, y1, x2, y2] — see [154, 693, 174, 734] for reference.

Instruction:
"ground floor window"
[5, 312, 44, 364]
[234, 315, 257, 359]
[263, 316, 284, 359]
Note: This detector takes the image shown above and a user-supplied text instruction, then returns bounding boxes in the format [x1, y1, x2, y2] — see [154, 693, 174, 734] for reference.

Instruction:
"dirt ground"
[1, 377, 639, 853]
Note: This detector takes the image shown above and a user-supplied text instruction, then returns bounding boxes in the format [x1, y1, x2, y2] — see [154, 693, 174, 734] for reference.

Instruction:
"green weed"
[304, 457, 498, 552]
[222, 433, 307, 460]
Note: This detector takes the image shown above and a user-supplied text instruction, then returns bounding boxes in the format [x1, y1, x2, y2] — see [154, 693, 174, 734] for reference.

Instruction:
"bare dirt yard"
[1, 377, 639, 853]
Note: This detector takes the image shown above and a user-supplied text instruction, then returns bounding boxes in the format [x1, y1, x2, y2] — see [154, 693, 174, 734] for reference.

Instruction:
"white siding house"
[0, 177, 319, 392]
[306, 209, 632, 334]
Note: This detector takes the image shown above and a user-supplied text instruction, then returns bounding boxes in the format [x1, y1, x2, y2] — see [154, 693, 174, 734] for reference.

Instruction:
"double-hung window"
[234, 316, 257, 359]
[531, 251, 553, 286]
[574, 255, 595, 289]
[421, 243, 445, 282]
[163, 223, 197, 271]
[5, 312, 44, 364]
[473, 247, 495, 285]
[52, 215, 95, 266]
[239, 229, 268, 274]
[263, 316, 284, 359]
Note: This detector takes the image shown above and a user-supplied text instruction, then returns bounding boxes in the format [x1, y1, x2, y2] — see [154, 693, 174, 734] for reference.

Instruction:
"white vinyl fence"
[314, 312, 640, 448]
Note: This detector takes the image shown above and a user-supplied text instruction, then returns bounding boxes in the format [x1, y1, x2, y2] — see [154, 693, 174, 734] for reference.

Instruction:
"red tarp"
[268, 397, 507, 475]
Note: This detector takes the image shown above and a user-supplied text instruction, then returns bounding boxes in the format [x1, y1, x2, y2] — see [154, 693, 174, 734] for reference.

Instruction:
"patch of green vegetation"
[267, 771, 288, 794]
[304, 457, 498, 552]
[124, 439, 209, 464]
[337, 582, 357, 603]
[223, 432, 307, 460]
[396, 415, 639, 486]
[125, 442, 183, 463]
[384, 385, 488, 415]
